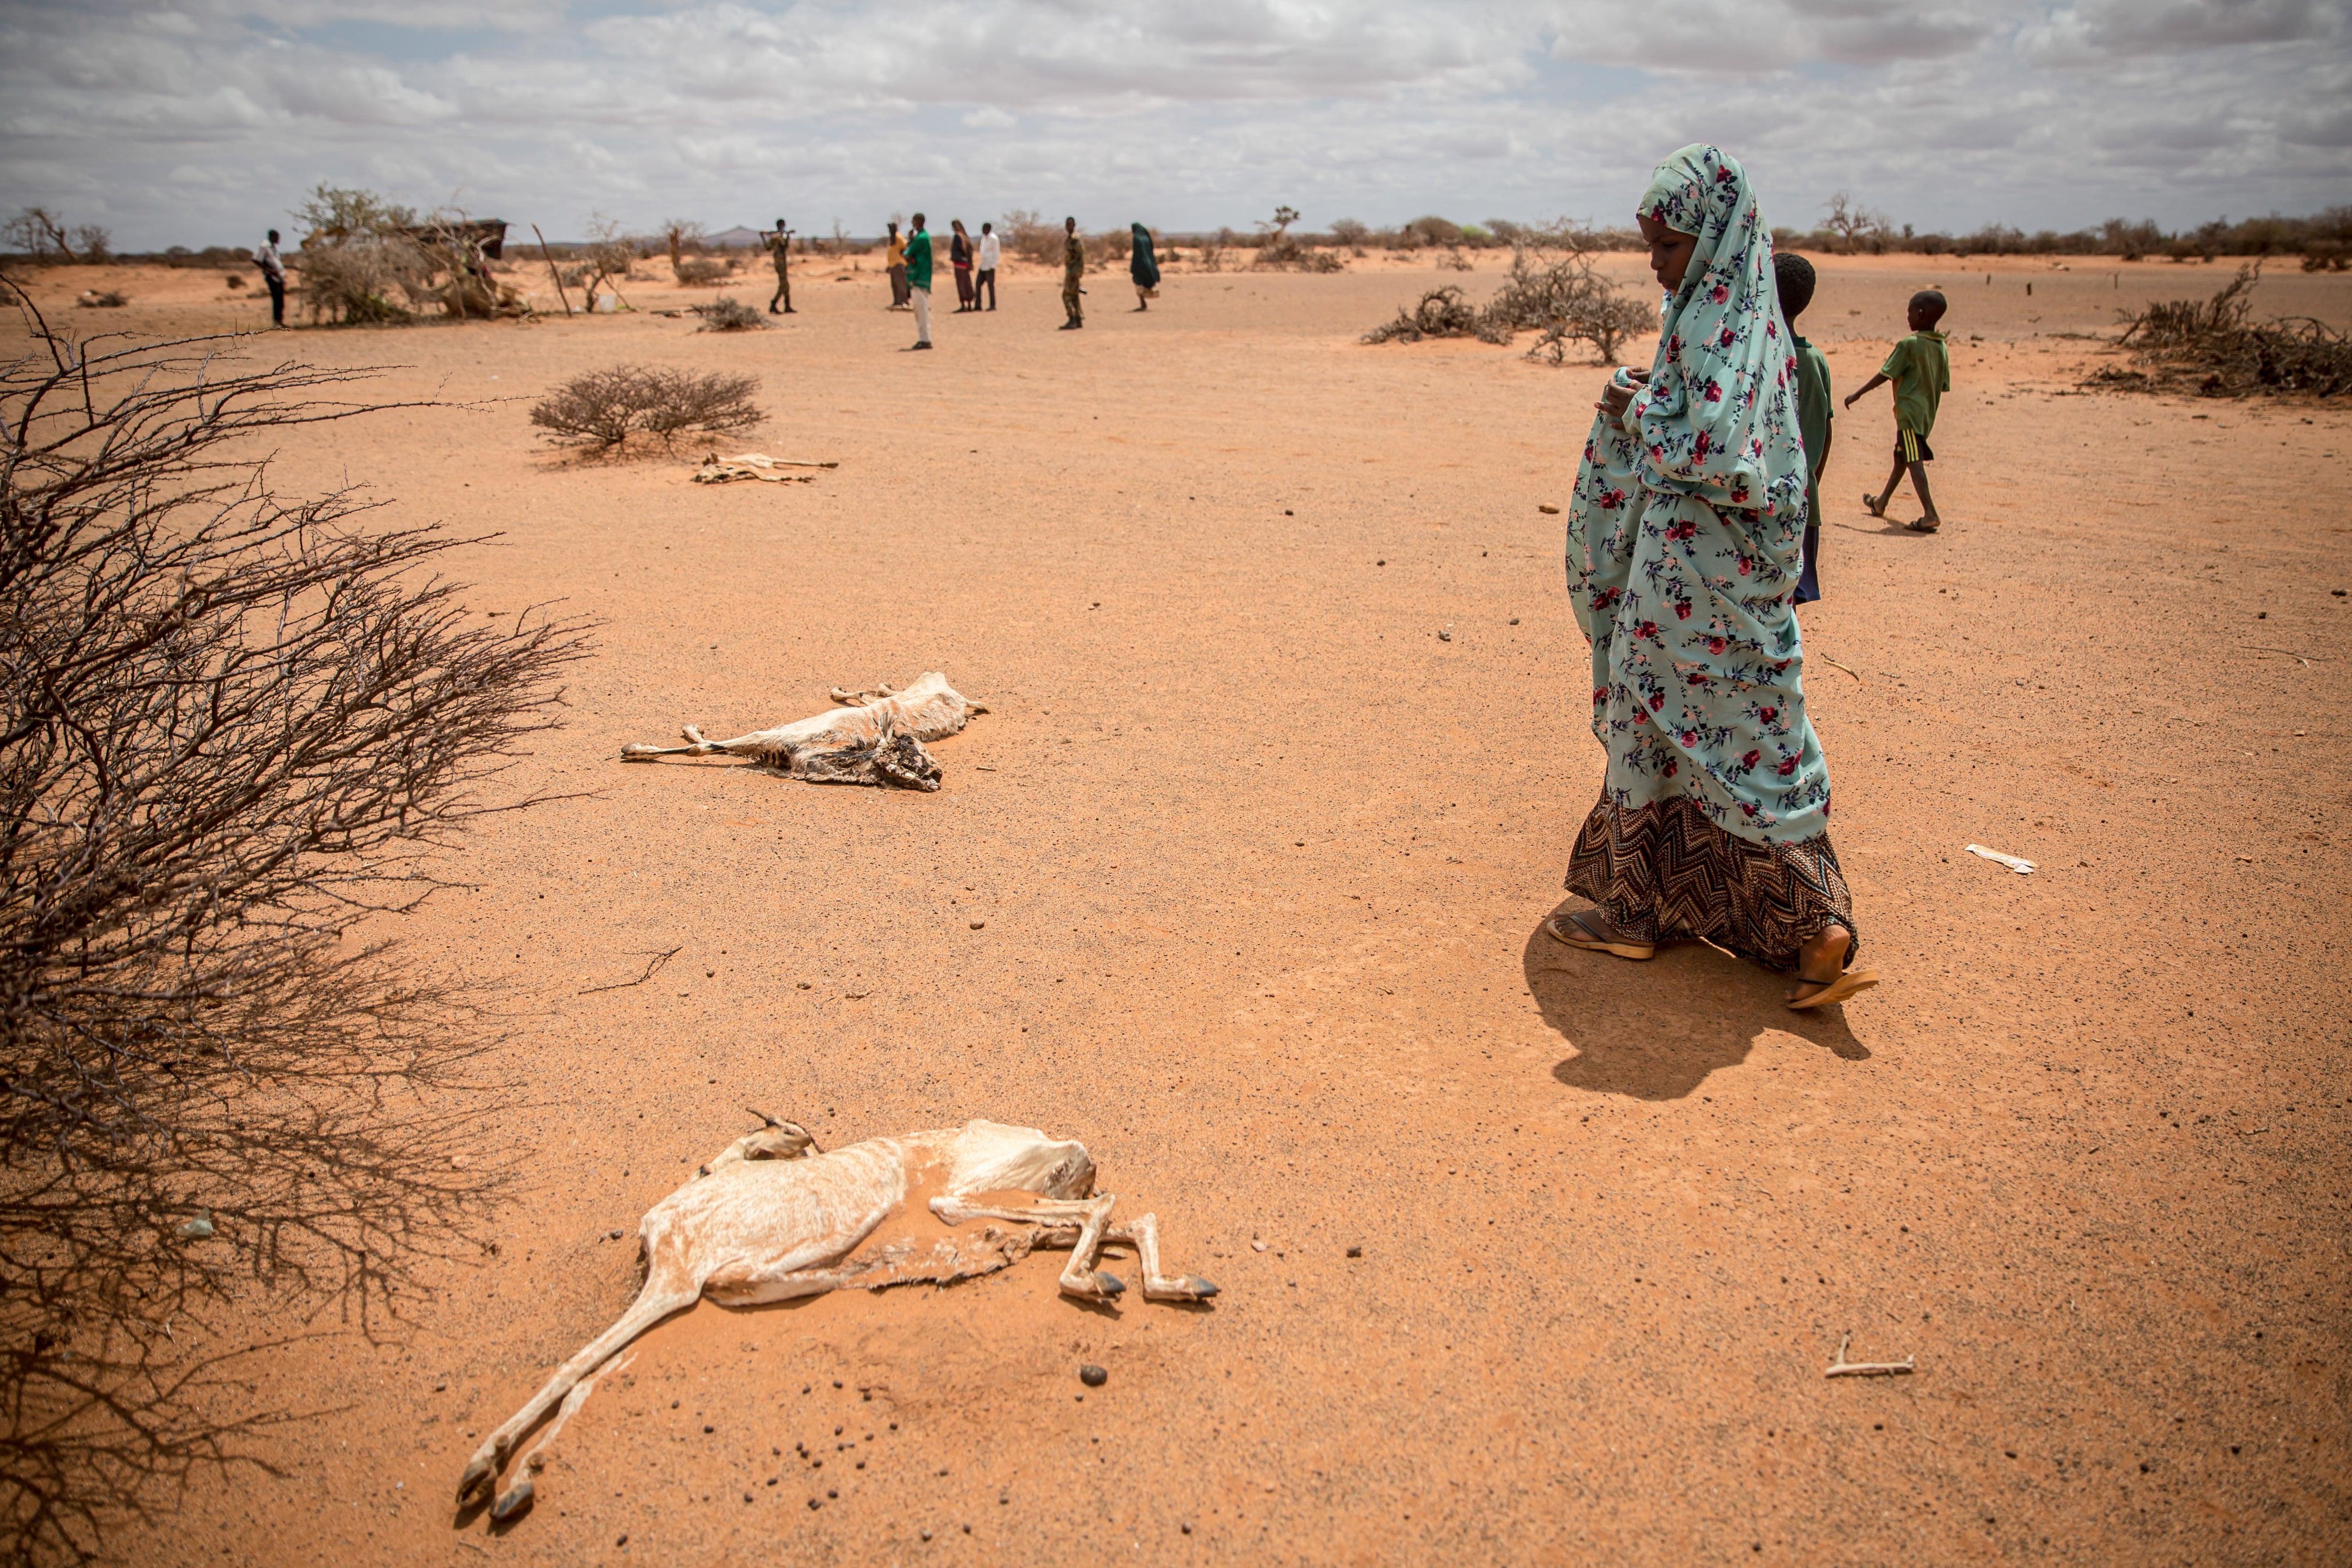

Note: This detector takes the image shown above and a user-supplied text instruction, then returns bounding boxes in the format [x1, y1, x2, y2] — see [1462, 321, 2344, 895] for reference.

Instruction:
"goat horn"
[745, 1106, 780, 1127]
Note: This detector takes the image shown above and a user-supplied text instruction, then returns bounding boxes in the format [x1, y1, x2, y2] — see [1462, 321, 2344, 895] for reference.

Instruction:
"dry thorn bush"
[0, 280, 591, 1559]
[530, 364, 763, 451]
[2096, 263, 2352, 398]
[691, 296, 766, 332]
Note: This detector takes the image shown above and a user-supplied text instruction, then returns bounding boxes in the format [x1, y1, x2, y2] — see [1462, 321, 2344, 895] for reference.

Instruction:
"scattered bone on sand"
[620, 671, 985, 790]
[1964, 843, 2035, 874]
[1824, 1332, 1916, 1378]
[691, 452, 839, 484]
[456, 1115, 1216, 1520]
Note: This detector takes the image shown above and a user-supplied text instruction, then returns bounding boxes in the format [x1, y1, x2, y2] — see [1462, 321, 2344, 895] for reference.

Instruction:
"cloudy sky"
[2, 0, 2347, 250]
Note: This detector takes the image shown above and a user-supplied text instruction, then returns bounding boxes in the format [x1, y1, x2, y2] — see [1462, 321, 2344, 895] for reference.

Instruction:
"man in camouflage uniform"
[1060, 216, 1084, 330]
[765, 218, 795, 314]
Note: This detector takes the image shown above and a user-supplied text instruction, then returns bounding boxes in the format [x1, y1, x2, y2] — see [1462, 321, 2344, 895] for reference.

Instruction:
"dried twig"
[579, 948, 683, 995]
[1825, 1332, 1916, 1378]
[1820, 655, 1863, 683]
[2244, 645, 2324, 665]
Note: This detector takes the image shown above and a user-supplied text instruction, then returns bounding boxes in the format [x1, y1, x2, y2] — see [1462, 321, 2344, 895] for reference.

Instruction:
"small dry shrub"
[1363, 287, 1481, 343]
[224, 273, 246, 289]
[675, 256, 730, 286]
[531, 364, 763, 451]
[1253, 236, 1344, 272]
[693, 296, 767, 332]
[298, 236, 429, 325]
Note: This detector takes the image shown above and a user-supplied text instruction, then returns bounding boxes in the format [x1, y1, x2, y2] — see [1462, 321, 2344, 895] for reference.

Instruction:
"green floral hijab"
[1630, 144, 1807, 520]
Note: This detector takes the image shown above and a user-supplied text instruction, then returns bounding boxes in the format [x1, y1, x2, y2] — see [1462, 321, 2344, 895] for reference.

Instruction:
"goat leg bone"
[927, 1196, 1217, 1301]
[457, 1285, 700, 1509]
[491, 1352, 636, 1522]
[928, 1194, 1126, 1300]
[935, 1204, 1215, 1301]
[1824, 1332, 1915, 1378]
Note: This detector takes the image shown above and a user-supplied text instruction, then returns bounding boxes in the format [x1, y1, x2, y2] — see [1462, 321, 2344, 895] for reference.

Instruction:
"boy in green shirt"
[1774, 253, 1831, 605]
[1846, 289, 1950, 533]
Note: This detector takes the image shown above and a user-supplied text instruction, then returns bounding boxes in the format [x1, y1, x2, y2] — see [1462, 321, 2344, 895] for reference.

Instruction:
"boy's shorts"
[1897, 430, 1935, 464]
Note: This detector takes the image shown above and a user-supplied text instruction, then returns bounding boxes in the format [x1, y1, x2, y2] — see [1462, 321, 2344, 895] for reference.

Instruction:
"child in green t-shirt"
[1845, 290, 1950, 533]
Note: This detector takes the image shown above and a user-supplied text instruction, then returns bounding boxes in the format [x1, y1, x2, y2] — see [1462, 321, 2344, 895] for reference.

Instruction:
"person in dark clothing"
[1129, 222, 1160, 311]
[1060, 217, 1084, 329]
[766, 217, 795, 314]
[253, 228, 286, 326]
[1773, 253, 1831, 605]
[950, 219, 976, 312]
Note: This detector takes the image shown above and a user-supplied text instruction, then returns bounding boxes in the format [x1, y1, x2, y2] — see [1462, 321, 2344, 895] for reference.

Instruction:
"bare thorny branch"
[0, 278, 592, 1560]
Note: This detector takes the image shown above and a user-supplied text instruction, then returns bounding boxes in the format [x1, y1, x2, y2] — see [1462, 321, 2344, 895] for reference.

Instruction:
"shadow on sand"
[1522, 907, 1868, 1101]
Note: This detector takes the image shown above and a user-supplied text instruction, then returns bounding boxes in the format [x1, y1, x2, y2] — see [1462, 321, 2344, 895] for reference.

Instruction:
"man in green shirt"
[1060, 216, 1085, 330]
[1774, 253, 1832, 604]
[904, 213, 934, 350]
[1846, 289, 1950, 533]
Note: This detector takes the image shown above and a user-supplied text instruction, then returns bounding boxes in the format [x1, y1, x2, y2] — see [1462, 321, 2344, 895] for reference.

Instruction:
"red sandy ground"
[10, 249, 2349, 1566]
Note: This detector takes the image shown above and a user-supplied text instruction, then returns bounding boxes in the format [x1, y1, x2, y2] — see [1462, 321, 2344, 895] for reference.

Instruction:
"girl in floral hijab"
[1554, 144, 1876, 1010]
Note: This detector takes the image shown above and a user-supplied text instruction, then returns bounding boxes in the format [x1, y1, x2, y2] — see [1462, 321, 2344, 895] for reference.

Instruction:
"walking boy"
[1060, 216, 1084, 330]
[253, 227, 286, 326]
[905, 213, 934, 350]
[765, 217, 795, 314]
[1773, 254, 1831, 603]
[1846, 289, 1950, 533]
[975, 222, 999, 310]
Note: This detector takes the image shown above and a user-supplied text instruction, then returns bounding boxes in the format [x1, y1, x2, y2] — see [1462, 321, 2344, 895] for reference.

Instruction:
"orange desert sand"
[15, 248, 2349, 1565]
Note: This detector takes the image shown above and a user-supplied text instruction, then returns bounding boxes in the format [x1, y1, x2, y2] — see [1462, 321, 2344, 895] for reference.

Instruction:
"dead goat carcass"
[455, 1115, 1216, 1521]
[620, 670, 985, 790]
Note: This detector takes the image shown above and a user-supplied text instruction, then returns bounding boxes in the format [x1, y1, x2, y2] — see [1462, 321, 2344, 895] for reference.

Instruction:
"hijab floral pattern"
[1565, 144, 1831, 846]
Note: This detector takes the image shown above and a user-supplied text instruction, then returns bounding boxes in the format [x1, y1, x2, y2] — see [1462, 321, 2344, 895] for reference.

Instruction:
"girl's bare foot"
[1786, 924, 1880, 1009]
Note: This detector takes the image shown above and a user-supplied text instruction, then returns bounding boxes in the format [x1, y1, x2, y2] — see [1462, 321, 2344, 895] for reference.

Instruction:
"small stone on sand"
[969, 920, 985, 930]
[1539, 503, 1560, 514]
[1347, 1245, 1362, 1258]
[1251, 1240, 1269, 1252]
[1079, 1363, 1108, 1387]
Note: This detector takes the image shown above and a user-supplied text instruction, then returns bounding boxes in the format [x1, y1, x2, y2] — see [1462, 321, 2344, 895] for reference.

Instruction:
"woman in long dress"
[1129, 223, 1160, 311]
[1553, 144, 1877, 1010]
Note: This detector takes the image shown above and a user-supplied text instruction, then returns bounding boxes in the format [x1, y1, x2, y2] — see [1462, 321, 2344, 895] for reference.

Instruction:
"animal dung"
[1437, 629, 1452, 642]
[1539, 503, 1561, 514]
[969, 921, 985, 930]
[1346, 1245, 1363, 1258]
[1078, 1364, 1108, 1387]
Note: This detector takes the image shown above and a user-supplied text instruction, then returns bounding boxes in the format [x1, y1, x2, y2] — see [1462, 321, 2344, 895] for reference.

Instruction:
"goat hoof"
[1187, 1277, 1220, 1299]
[490, 1476, 535, 1522]
[1097, 1272, 1126, 1297]
[457, 1457, 496, 1506]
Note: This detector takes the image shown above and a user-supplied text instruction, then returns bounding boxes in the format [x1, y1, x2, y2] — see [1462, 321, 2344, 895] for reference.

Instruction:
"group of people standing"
[868, 215, 1161, 345]
[879, 215, 1001, 349]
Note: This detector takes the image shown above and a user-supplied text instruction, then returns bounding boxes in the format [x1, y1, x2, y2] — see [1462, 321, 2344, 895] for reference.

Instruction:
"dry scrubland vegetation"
[0, 280, 589, 1557]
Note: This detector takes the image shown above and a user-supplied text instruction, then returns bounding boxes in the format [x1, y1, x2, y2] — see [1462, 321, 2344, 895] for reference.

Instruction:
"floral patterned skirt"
[1565, 794, 1858, 973]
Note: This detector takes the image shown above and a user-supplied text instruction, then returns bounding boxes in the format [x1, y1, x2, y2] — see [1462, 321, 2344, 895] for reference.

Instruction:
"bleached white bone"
[455, 1116, 1213, 1521]
[619, 671, 987, 791]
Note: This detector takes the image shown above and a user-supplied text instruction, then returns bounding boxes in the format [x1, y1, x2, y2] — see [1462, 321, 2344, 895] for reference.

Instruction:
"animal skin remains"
[619, 671, 985, 790]
[455, 1115, 1216, 1522]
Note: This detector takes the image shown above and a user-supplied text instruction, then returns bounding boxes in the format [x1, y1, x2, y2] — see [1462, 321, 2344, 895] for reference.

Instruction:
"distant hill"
[707, 226, 764, 250]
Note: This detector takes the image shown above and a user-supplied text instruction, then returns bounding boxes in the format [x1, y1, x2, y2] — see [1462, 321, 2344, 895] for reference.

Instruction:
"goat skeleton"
[456, 1115, 1216, 1521]
[620, 671, 985, 790]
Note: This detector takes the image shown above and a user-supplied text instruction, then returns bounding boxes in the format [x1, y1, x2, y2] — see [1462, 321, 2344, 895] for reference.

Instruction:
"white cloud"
[0, 0, 2345, 249]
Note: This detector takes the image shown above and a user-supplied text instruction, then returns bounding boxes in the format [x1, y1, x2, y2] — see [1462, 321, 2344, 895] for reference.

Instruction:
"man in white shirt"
[253, 228, 286, 326]
[975, 222, 1000, 312]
